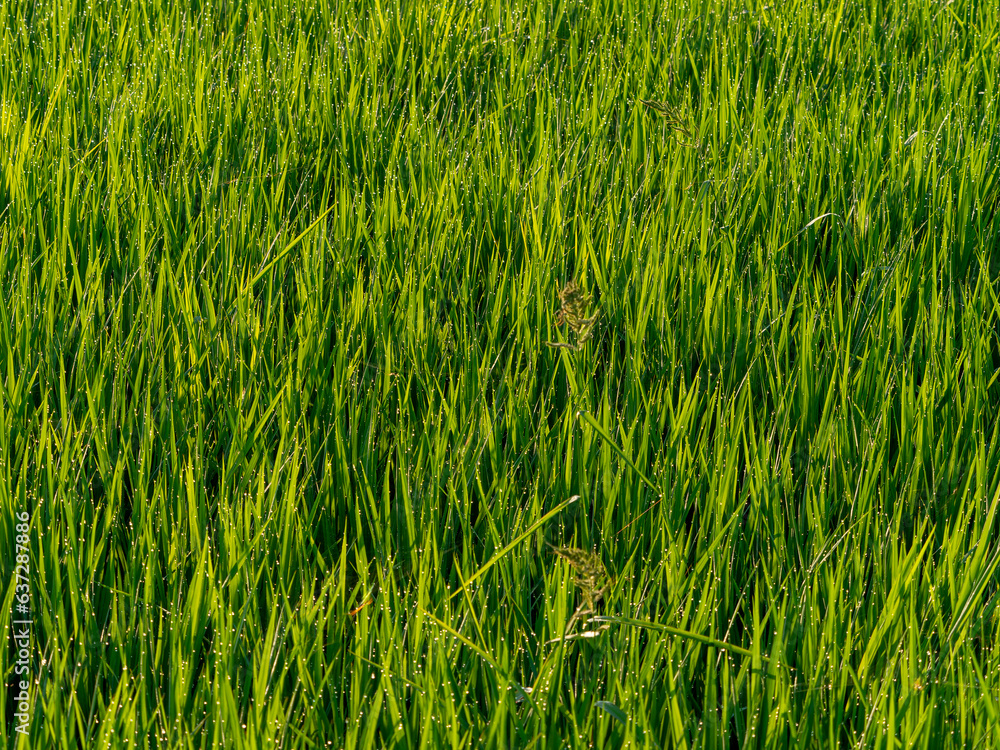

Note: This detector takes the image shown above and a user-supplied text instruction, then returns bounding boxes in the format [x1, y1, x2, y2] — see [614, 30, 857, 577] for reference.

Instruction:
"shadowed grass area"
[2, 0, 1000, 746]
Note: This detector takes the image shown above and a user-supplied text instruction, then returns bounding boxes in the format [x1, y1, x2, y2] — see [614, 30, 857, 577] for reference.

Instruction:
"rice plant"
[2, 0, 1000, 747]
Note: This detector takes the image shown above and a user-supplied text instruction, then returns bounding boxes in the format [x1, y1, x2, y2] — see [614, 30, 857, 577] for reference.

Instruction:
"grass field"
[3, 0, 1000, 746]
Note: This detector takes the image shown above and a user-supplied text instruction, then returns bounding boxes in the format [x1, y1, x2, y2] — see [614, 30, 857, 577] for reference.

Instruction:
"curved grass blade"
[448, 494, 581, 600]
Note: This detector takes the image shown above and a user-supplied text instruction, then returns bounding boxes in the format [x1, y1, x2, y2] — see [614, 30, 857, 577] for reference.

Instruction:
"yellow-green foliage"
[3, 0, 1000, 747]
